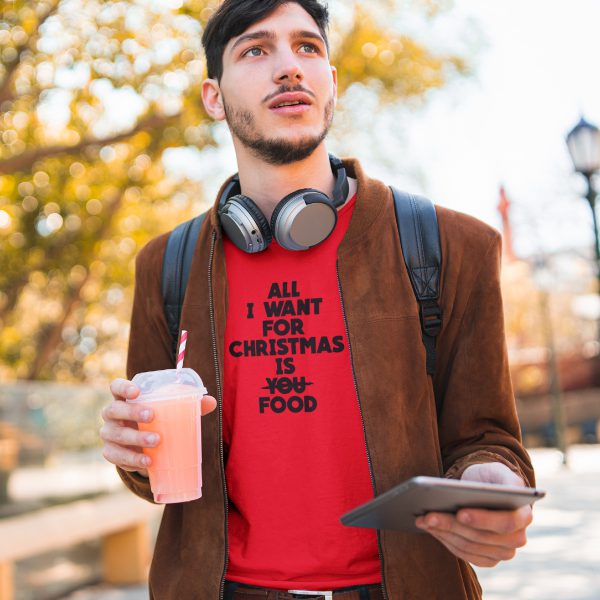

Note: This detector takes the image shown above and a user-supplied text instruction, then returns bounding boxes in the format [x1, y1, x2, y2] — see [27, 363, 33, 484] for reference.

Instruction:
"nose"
[273, 52, 304, 84]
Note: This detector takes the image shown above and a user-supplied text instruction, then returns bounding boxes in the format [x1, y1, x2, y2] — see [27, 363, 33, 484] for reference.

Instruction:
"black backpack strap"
[161, 212, 207, 360]
[390, 187, 442, 389]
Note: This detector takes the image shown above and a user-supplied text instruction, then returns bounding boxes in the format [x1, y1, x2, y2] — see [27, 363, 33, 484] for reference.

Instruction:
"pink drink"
[129, 369, 206, 504]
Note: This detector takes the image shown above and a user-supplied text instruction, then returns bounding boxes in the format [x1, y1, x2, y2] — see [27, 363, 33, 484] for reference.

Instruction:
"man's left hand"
[415, 462, 533, 567]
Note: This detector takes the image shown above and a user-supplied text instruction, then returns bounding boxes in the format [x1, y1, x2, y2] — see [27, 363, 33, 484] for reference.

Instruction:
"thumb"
[462, 462, 525, 487]
[201, 395, 218, 416]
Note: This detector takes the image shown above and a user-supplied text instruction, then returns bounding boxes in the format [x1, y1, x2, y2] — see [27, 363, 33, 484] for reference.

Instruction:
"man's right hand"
[101, 378, 217, 478]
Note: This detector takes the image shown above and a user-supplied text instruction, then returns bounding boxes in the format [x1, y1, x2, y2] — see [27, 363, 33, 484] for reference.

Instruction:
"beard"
[222, 92, 335, 166]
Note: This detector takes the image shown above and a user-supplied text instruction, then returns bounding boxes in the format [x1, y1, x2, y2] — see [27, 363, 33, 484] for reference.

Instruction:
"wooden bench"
[0, 491, 162, 600]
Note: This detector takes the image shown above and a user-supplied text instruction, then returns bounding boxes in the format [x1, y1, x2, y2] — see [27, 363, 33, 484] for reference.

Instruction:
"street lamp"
[566, 116, 600, 300]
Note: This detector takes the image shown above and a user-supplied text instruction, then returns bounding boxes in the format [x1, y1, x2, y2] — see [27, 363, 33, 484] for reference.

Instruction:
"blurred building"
[498, 186, 600, 446]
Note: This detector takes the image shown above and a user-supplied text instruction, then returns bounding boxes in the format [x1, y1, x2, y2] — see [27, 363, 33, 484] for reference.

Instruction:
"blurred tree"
[501, 258, 598, 396]
[0, 0, 469, 382]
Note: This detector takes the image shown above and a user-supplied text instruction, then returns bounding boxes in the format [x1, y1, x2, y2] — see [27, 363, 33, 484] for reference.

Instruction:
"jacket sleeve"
[434, 231, 535, 486]
[116, 235, 174, 503]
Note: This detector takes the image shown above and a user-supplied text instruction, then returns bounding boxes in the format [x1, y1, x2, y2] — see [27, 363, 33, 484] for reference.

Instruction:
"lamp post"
[566, 117, 600, 309]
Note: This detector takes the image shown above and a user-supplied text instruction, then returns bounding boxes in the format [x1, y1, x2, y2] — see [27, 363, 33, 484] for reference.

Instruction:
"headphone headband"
[218, 154, 348, 208]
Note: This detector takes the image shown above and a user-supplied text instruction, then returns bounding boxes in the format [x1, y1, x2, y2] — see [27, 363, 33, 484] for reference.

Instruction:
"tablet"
[340, 476, 545, 533]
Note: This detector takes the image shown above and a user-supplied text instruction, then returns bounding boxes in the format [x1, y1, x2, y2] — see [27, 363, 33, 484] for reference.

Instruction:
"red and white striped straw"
[177, 330, 188, 370]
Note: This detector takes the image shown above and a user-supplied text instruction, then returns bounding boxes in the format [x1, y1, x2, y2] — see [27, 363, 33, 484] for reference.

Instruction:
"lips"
[268, 92, 312, 110]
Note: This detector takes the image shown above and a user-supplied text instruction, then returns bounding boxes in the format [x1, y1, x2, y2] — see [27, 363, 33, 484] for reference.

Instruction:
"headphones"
[218, 154, 349, 253]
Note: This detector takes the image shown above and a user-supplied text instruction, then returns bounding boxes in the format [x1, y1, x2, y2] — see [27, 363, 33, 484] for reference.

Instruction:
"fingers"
[100, 422, 160, 473]
[102, 441, 152, 472]
[100, 389, 159, 473]
[99, 422, 160, 450]
[456, 504, 533, 535]
[416, 510, 529, 546]
[102, 384, 216, 474]
[427, 525, 517, 560]
[102, 399, 154, 425]
[427, 531, 504, 567]
[418, 511, 528, 546]
[103, 395, 215, 427]
[201, 395, 218, 416]
[110, 378, 140, 402]
[416, 508, 530, 567]
[108, 382, 216, 419]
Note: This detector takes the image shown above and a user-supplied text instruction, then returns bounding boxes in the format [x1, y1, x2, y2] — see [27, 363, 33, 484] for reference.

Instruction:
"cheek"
[220, 70, 255, 101]
[316, 71, 336, 98]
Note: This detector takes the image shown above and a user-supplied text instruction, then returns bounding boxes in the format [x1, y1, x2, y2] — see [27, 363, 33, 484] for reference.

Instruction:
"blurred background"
[0, 0, 599, 598]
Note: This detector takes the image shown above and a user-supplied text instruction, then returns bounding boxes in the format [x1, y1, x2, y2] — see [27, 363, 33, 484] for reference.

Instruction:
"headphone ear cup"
[219, 195, 273, 253]
[235, 195, 273, 244]
[271, 189, 338, 251]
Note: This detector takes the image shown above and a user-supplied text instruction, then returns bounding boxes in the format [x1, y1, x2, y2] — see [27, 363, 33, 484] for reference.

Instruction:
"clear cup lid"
[130, 368, 208, 402]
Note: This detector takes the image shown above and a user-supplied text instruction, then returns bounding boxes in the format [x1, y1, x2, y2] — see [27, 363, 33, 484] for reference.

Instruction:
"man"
[100, 1, 535, 599]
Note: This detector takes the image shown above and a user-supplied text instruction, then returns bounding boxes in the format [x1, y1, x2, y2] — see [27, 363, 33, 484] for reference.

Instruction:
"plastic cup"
[128, 368, 207, 504]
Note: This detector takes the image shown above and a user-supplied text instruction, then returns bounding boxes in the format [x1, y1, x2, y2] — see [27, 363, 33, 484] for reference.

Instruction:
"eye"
[299, 43, 318, 54]
[243, 46, 263, 58]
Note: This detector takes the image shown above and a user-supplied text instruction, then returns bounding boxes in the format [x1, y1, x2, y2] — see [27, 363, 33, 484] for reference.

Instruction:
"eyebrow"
[230, 30, 276, 53]
[230, 29, 325, 54]
[290, 30, 325, 46]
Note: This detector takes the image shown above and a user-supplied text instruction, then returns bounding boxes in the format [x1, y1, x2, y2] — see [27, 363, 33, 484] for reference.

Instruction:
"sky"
[361, 0, 600, 259]
[164, 0, 600, 264]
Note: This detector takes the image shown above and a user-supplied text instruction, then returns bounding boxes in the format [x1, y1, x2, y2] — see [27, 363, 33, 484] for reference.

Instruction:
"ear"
[330, 65, 338, 105]
[202, 78, 226, 121]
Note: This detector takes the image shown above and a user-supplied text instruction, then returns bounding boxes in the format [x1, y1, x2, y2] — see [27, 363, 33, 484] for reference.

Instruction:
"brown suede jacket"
[118, 158, 534, 600]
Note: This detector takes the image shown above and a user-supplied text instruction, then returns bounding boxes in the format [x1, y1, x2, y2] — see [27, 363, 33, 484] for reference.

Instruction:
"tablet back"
[340, 476, 545, 533]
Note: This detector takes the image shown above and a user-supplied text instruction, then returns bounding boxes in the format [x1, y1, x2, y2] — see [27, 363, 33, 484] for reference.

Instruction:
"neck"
[233, 143, 338, 221]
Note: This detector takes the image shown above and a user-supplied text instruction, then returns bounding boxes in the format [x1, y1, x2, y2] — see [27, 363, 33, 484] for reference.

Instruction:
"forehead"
[225, 2, 322, 54]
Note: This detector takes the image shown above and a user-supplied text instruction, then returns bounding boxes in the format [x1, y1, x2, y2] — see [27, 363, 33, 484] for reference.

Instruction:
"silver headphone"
[218, 154, 349, 253]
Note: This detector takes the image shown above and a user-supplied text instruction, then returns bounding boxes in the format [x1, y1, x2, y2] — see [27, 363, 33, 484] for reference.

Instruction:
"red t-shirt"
[222, 195, 381, 590]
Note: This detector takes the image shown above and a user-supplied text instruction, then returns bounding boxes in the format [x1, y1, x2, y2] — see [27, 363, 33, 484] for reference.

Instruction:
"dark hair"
[202, 0, 330, 81]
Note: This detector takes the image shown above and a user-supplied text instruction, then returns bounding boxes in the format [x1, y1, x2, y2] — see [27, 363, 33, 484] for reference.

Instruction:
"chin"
[270, 128, 322, 144]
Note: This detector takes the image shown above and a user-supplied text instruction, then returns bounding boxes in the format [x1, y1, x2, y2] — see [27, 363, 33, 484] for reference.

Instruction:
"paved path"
[64, 445, 600, 600]
[475, 445, 600, 600]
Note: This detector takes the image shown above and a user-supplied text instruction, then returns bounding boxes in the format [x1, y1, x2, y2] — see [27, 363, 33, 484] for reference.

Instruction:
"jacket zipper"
[336, 261, 389, 600]
[208, 230, 229, 600]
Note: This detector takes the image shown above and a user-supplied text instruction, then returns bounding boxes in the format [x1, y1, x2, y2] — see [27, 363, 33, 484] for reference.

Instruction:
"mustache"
[263, 84, 316, 104]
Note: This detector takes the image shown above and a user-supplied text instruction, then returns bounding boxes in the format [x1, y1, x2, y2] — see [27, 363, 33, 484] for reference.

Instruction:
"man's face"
[211, 2, 337, 165]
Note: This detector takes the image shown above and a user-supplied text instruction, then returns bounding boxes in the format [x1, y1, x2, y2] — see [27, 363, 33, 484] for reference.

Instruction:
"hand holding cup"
[101, 377, 217, 479]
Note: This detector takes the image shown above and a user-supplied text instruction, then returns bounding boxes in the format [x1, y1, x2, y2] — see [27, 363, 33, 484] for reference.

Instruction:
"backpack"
[161, 187, 443, 415]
